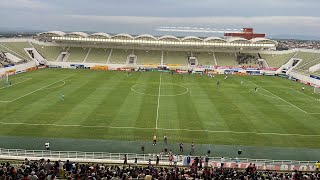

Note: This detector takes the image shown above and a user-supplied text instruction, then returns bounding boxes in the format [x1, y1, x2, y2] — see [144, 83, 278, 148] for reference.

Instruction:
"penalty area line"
[246, 80, 308, 114]
[2, 75, 74, 103]
[1, 121, 320, 137]
[0, 78, 33, 90]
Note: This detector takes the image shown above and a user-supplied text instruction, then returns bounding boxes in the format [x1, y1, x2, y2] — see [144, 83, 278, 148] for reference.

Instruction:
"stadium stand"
[0, 159, 318, 180]
[108, 49, 132, 64]
[0, 42, 32, 60]
[236, 53, 259, 67]
[134, 50, 161, 65]
[86, 48, 111, 63]
[32, 44, 64, 61]
[165, 51, 189, 65]
[192, 52, 215, 65]
[0, 51, 14, 67]
[65, 47, 89, 62]
[292, 52, 320, 75]
[259, 53, 295, 68]
[215, 52, 238, 66]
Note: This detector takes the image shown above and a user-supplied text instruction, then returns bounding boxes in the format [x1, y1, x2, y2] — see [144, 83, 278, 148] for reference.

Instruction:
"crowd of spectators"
[236, 53, 258, 65]
[1, 158, 320, 180]
[0, 51, 14, 68]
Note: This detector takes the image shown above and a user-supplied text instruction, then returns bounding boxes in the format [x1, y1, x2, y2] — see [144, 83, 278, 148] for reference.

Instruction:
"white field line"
[1, 121, 320, 137]
[6, 75, 73, 103]
[246, 80, 308, 114]
[290, 88, 319, 100]
[0, 78, 32, 90]
[155, 73, 162, 129]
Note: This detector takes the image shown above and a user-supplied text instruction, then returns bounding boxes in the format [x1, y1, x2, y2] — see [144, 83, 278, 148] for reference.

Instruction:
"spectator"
[173, 155, 178, 166]
[153, 135, 157, 146]
[123, 154, 127, 164]
[164, 134, 168, 145]
[220, 157, 225, 168]
[179, 143, 184, 152]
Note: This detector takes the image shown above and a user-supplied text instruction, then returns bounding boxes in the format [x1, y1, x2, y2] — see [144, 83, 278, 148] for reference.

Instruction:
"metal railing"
[0, 148, 316, 166]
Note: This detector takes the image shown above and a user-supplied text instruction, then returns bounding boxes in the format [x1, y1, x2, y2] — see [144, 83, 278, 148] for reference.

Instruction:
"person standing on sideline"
[191, 142, 195, 154]
[179, 143, 184, 152]
[164, 134, 168, 145]
[123, 154, 127, 164]
[153, 135, 157, 145]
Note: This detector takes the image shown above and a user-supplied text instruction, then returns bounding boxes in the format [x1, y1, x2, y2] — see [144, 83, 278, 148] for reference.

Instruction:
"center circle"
[131, 83, 189, 96]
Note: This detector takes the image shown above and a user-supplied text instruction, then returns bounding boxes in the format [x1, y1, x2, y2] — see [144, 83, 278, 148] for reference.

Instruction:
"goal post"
[0, 73, 9, 87]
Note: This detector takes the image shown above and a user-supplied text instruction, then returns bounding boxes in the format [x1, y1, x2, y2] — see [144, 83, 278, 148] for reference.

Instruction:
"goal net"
[313, 85, 320, 94]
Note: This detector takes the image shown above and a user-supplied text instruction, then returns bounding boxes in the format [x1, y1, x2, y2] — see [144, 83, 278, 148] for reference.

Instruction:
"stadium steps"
[31, 43, 64, 61]
[161, 51, 164, 65]
[86, 48, 111, 63]
[212, 52, 218, 65]
[215, 52, 237, 66]
[83, 48, 92, 62]
[106, 49, 113, 64]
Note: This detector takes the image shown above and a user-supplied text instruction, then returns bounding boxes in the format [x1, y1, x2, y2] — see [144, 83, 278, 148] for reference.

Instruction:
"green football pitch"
[0, 69, 319, 149]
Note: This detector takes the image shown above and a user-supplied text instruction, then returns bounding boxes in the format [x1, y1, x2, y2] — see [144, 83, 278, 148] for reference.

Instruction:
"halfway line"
[155, 73, 162, 129]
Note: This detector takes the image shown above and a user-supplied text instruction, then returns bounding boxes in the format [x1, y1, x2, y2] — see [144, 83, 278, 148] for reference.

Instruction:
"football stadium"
[1, 11, 320, 180]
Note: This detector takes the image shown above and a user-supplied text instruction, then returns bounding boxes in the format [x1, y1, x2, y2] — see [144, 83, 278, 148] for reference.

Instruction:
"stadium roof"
[66, 32, 88, 37]
[227, 37, 249, 43]
[250, 37, 277, 44]
[181, 36, 203, 42]
[204, 37, 227, 42]
[89, 32, 111, 38]
[158, 35, 180, 41]
[135, 34, 157, 40]
[41, 31, 277, 49]
[38, 31, 66, 36]
[112, 33, 133, 39]
[39, 31, 276, 43]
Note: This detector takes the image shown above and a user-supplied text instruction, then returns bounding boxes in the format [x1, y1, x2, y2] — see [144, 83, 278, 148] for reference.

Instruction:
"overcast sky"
[1, 0, 320, 37]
